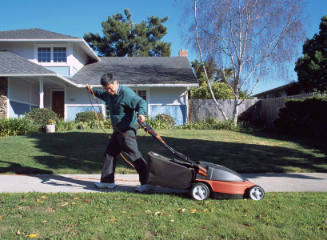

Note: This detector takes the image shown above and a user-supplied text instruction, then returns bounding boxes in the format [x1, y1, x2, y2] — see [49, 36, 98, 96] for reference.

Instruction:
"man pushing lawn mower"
[86, 72, 265, 200]
[86, 72, 153, 193]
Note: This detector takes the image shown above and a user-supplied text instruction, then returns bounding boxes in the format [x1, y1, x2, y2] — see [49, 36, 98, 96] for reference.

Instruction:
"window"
[134, 90, 147, 100]
[38, 48, 51, 62]
[137, 90, 147, 100]
[37, 47, 67, 63]
[53, 47, 67, 62]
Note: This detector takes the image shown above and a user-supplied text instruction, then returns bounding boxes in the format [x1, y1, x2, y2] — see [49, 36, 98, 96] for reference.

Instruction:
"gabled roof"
[0, 28, 100, 62]
[0, 28, 78, 40]
[0, 50, 55, 75]
[71, 57, 198, 86]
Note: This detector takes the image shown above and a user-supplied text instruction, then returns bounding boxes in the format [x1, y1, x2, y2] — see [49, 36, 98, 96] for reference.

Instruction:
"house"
[253, 82, 304, 99]
[0, 28, 197, 125]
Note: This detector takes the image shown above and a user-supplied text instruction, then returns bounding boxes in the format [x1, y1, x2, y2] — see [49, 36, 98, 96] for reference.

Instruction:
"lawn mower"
[138, 119, 265, 201]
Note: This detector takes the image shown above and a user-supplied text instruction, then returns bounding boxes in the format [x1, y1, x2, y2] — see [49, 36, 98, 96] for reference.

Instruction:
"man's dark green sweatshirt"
[92, 85, 147, 131]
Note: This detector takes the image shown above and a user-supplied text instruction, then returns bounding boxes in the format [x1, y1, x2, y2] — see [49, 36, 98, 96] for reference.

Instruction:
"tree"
[84, 9, 171, 57]
[190, 59, 245, 99]
[295, 16, 327, 93]
[185, 0, 306, 125]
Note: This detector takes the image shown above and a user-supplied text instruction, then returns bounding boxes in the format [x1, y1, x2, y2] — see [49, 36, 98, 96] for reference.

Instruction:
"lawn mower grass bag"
[146, 151, 195, 189]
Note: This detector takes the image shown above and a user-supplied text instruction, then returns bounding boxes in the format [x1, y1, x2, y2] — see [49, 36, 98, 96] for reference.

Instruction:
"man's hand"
[86, 84, 92, 91]
[138, 114, 146, 123]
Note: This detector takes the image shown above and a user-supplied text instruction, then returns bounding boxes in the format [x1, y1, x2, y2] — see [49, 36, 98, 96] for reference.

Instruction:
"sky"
[1, 0, 326, 94]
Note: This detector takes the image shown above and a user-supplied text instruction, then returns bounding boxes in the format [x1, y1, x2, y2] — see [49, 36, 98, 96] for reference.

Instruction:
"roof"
[71, 57, 198, 86]
[253, 83, 297, 98]
[0, 28, 100, 62]
[0, 28, 78, 40]
[0, 50, 55, 75]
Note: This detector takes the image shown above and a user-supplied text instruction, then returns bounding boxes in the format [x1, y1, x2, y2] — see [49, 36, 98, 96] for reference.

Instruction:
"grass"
[0, 129, 326, 174]
[0, 192, 326, 239]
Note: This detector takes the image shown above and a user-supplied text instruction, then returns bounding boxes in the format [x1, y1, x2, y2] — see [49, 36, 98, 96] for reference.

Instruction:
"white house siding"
[65, 87, 104, 121]
[64, 86, 189, 125]
[71, 45, 88, 74]
[8, 77, 38, 118]
[0, 42, 34, 60]
[148, 87, 188, 125]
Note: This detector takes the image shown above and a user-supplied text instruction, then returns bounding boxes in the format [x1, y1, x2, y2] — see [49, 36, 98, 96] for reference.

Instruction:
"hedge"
[274, 96, 327, 138]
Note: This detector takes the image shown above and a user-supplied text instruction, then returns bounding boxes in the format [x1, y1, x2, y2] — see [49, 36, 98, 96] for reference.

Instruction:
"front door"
[52, 91, 64, 119]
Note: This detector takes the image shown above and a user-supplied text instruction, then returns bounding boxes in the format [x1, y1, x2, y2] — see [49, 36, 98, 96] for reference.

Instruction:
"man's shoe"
[135, 184, 154, 193]
[94, 182, 116, 189]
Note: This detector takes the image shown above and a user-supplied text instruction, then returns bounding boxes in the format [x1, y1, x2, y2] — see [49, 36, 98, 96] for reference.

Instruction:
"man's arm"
[86, 84, 107, 101]
[125, 88, 147, 121]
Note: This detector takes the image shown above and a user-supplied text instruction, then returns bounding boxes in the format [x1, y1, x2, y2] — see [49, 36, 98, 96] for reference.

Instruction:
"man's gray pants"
[100, 129, 148, 185]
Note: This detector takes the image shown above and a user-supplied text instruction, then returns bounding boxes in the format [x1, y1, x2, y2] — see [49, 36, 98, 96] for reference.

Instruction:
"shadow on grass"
[241, 129, 327, 158]
[0, 160, 53, 174]
[138, 134, 327, 173]
[1, 130, 326, 175]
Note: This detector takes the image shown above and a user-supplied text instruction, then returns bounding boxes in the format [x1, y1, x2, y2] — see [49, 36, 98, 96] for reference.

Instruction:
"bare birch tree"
[187, 0, 306, 125]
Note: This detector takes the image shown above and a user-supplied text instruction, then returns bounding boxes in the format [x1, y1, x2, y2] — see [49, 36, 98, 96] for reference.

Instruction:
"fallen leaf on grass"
[61, 202, 69, 207]
[16, 230, 21, 235]
[177, 208, 186, 213]
[25, 233, 39, 238]
[190, 209, 197, 214]
[36, 199, 44, 203]
[0, 216, 3, 221]
[154, 211, 161, 216]
[170, 219, 175, 222]
[41, 195, 47, 199]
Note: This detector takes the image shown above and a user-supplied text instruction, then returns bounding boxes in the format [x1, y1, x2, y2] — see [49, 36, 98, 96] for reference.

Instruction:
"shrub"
[155, 114, 175, 127]
[274, 96, 327, 138]
[56, 120, 76, 132]
[0, 118, 38, 137]
[25, 108, 58, 128]
[75, 111, 104, 122]
[103, 119, 112, 129]
[177, 118, 236, 130]
[145, 118, 170, 129]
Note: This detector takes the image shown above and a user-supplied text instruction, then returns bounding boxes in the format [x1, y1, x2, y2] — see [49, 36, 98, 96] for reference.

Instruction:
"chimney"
[178, 49, 188, 57]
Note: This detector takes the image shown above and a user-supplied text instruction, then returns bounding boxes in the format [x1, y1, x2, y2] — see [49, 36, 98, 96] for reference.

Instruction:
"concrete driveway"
[0, 173, 326, 193]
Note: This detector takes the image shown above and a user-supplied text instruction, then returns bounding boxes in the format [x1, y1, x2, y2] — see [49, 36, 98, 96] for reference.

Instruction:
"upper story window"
[53, 47, 67, 62]
[38, 48, 51, 62]
[37, 47, 67, 63]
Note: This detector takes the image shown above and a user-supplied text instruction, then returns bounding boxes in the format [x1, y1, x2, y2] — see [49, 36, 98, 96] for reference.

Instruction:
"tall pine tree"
[84, 9, 171, 57]
[295, 16, 327, 93]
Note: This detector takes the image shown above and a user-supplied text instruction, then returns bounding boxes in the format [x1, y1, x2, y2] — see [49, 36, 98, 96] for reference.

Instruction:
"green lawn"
[0, 192, 326, 239]
[0, 129, 326, 174]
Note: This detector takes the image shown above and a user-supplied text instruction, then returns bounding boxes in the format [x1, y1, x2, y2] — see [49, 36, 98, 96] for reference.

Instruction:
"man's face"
[103, 81, 118, 95]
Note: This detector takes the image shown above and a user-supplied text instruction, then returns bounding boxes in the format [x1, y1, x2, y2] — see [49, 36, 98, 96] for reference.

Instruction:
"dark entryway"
[52, 91, 64, 118]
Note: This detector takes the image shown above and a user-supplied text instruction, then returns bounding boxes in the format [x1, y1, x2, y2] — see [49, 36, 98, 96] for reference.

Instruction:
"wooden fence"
[189, 93, 317, 127]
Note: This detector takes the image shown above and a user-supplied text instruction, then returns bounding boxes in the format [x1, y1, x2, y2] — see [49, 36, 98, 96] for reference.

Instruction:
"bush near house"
[0, 118, 38, 137]
[25, 108, 58, 128]
[155, 114, 175, 127]
[178, 118, 236, 130]
[75, 111, 104, 123]
[275, 96, 327, 138]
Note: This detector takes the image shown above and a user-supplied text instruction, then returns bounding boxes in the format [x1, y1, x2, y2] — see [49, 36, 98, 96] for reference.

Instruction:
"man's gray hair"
[100, 73, 117, 86]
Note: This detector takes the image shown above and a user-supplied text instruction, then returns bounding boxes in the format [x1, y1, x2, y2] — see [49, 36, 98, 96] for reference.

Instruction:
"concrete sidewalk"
[0, 173, 327, 193]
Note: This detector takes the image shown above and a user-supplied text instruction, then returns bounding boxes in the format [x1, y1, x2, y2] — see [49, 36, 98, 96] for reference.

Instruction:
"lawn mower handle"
[137, 119, 193, 164]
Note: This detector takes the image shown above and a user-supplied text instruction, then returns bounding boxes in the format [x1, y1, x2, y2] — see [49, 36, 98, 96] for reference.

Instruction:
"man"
[86, 72, 152, 192]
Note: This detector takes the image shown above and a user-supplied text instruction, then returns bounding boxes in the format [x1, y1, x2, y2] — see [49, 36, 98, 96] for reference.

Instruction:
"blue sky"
[1, 0, 326, 94]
